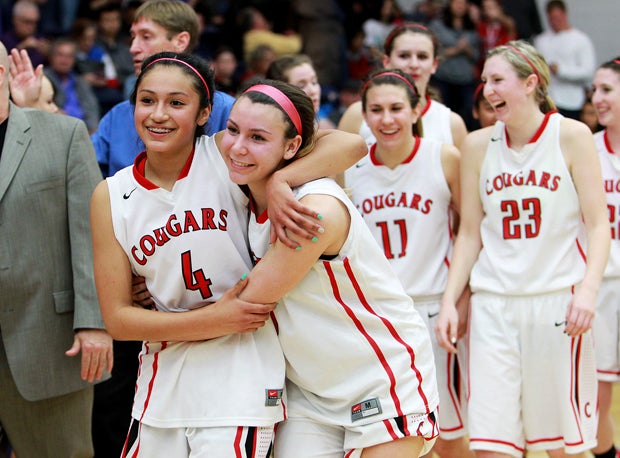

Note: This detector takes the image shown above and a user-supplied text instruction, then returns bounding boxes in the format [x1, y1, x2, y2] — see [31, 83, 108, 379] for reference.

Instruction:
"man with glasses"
[0, 1, 49, 68]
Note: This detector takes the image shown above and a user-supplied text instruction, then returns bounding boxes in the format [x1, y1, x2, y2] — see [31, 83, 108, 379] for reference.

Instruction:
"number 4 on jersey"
[181, 250, 214, 299]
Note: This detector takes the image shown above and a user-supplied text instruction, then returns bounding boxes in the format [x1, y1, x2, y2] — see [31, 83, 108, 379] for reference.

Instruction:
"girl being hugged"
[90, 52, 366, 457]
[436, 40, 610, 458]
[338, 22, 468, 149]
[590, 57, 620, 458]
[346, 68, 470, 458]
[220, 79, 440, 457]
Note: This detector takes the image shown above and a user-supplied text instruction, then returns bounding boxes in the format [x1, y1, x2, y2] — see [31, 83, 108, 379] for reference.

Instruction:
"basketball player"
[590, 57, 620, 458]
[90, 52, 366, 457]
[436, 40, 609, 458]
[219, 79, 439, 458]
[338, 22, 467, 148]
[345, 68, 471, 458]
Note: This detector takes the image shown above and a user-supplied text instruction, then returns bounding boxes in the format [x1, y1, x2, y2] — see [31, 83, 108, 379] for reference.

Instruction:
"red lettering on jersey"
[153, 227, 171, 246]
[166, 214, 182, 236]
[218, 209, 228, 231]
[183, 210, 200, 232]
[486, 170, 561, 194]
[132, 245, 147, 265]
[525, 170, 536, 186]
[409, 193, 421, 210]
[201, 208, 216, 229]
[421, 199, 433, 214]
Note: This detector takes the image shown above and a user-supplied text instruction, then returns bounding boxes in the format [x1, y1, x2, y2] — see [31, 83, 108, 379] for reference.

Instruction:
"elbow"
[352, 135, 368, 161]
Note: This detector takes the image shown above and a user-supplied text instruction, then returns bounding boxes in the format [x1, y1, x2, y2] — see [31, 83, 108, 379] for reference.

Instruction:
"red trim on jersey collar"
[132, 147, 195, 190]
[369, 135, 421, 166]
[420, 94, 432, 117]
[249, 196, 269, 224]
[604, 129, 615, 154]
[505, 110, 558, 148]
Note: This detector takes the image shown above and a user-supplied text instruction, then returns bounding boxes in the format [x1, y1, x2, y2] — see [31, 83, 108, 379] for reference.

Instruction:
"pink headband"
[146, 57, 211, 101]
[244, 84, 302, 135]
[614, 59, 620, 65]
[506, 45, 542, 84]
[362, 71, 418, 96]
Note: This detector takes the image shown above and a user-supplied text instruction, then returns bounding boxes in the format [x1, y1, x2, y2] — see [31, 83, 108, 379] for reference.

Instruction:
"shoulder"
[559, 116, 597, 162]
[213, 90, 235, 108]
[449, 110, 467, 147]
[337, 100, 363, 134]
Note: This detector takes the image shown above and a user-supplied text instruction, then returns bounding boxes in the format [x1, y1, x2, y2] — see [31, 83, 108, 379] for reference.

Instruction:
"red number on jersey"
[181, 251, 213, 299]
[501, 198, 541, 239]
[375, 219, 408, 259]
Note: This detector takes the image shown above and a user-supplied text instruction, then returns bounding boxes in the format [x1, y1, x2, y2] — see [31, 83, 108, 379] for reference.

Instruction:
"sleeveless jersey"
[347, 137, 452, 298]
[595, 129, 620, 278]
[358, 96, 454, 147]
[470, 112, 586, 295]
[107, 135, 285, 428]
[249, 178, 439, 426]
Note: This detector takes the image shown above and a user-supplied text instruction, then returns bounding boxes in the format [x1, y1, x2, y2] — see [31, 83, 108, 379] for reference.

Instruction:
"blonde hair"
[487, 40, 556, 113]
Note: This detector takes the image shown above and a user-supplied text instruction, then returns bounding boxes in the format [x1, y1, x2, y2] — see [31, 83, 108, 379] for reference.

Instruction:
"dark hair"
[266, 54, 313, 83]
[361, 68, 423, 136]
[546, 0, 566, 13]
[442, 0, 476, 30]
[383, 22, 439, 58]
[598, 56, 620, 74]
[131, 52, 215, 138]
[239, 79, 316, 159]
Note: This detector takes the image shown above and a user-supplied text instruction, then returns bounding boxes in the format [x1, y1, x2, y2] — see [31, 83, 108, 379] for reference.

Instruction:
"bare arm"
[239, 193, 350, 304]
[91, 181, 276, 342]
[266, 129, 366, 247]
[561, 118, 610, 336]
[436, 130, 488, 352]
[450, 111, 468, 150]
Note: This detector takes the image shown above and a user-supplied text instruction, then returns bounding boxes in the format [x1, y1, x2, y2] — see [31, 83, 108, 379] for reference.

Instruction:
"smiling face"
[134, 65, 210, 157]
[383, 32, 437, 96]
[363, 83, 420, 147]
[481, 54, 533, 122]
[221, 96, 300, 187]
[286, 63, 321, 115]
[592, 67, 620, 129]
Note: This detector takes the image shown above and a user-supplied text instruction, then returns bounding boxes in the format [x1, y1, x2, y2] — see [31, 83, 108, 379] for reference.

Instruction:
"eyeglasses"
[16, 16, 39, 25]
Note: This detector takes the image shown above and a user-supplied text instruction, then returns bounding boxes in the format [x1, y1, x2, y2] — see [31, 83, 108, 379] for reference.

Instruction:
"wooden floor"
[429, 384, 620, 457]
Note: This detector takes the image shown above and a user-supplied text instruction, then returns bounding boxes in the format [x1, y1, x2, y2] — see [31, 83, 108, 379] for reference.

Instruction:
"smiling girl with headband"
[346, 68, 471, 458]
[219, 78, 440, 457]
[436, 40, 609, 458]
[90, 51, 366, 457]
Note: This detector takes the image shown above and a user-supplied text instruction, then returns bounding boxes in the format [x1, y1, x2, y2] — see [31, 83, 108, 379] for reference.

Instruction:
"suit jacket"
[0, 103, 106, 401]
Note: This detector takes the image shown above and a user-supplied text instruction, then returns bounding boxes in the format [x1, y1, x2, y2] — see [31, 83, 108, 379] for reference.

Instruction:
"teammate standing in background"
[346, 68, 471, 458]
[590, 57, 620, 458]
[436, 40, 609, 458]
[338, 22, 467, 149]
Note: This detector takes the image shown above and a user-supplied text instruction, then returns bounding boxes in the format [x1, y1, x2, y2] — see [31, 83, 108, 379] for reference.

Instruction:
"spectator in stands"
[44, 36, 100, 133]
[95, 3, 134, 101]
[212, 45, 240, 97]
[240, 43, 276, 87]
[475, 0, 516, 73]
[502, 0, 542, 42]
[72, 17, 123, 115]
[1, 1, 49, 68]
[430, 0, 480, 130]
[238, 6, 301, 64]
[535, 0, 596, 120]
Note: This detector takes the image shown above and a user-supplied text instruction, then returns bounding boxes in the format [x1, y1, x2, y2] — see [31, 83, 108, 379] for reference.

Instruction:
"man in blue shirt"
[91, 0, 234, 177]
[90, 1, 234, 455]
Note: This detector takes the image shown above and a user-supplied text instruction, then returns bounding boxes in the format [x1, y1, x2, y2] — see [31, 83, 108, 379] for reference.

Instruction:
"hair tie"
[244, 84, 302, 135]
[362, 71, 418, 96]
[614, 59, 620, 65]
[505, 45, 542, 85]
[146, 57, 211, 101]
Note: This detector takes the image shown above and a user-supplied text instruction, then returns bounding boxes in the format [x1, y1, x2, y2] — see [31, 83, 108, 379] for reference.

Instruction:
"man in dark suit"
[0, 40, 112, 457]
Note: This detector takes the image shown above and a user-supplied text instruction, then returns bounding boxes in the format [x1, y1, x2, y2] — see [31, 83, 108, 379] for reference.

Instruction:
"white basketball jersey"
[107, 135, 285, 428]
[470, 112, 586, 295]
[249, 178, 439, 427]
[358, 96, 454, 147]
[347, 137, 452, 298]
[595, 130, 620, 278]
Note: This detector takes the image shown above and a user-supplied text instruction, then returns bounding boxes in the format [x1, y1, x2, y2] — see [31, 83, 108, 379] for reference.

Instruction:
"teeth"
[232, 159, 251, 168]
[148, 127, 172, 133]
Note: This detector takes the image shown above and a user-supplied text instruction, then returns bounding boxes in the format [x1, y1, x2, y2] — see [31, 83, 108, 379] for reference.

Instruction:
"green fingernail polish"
[240, 273, 247, 280]
[311, 237, 319, 242]
[295, 246, 302, 251]
[317, 214, 323, 220]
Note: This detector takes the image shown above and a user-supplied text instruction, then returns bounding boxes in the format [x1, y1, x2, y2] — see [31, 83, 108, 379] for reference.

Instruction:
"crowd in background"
[0, 0, 596, 135]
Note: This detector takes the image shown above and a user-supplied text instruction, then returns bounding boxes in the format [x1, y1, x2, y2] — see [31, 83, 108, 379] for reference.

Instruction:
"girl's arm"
[91, 181, 276, 342]
[562, 118, 610, 337]
[266, 129, 366, 248]
[239, 193, 350, 304]
[436, 130, 487, 352]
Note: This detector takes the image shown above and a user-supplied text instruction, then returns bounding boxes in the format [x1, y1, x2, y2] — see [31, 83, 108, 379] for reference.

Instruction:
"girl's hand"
[132, 275, 155, 309]
[564, 285, 596, 337]
[435, 299, 459, 353]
